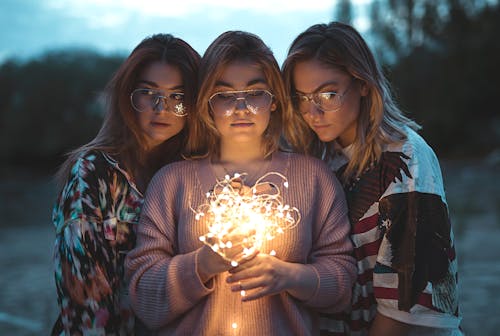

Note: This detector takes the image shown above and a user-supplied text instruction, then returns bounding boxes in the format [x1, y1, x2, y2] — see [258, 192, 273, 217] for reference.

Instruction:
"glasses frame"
[208, 89, 274, 117]
[130, 88, 187, 117]
[294, 80, 354, 116]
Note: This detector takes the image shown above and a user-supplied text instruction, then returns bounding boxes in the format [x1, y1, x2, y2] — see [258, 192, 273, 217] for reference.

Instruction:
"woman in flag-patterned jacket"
[283, 22, 462, 336]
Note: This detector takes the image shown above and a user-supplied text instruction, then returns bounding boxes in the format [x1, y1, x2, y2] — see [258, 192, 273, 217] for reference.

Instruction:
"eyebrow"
[295, 80, 341, 94]
[214, 78, 268, 89]
[137, 80, 184, 91]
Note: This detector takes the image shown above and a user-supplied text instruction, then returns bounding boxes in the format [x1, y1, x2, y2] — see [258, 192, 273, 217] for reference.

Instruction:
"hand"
[225, 253, 294, 302]
[197, 245, 233, 283]
[197, 244, 259, 284]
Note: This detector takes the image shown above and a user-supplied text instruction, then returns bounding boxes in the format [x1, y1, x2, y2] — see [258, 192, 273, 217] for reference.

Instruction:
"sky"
[0, 0, 372, 66]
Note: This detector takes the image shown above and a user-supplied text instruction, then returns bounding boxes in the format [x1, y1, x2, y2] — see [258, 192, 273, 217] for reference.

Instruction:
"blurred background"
[0, 0, 499, 335]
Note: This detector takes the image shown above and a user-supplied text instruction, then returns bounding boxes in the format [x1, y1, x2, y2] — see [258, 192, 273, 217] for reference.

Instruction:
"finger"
[230, 276, 267, 292]
[241, 288, 272, 302]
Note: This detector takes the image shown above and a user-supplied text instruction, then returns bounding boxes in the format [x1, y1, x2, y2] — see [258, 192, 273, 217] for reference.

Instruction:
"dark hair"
[56, 34, 200, 189]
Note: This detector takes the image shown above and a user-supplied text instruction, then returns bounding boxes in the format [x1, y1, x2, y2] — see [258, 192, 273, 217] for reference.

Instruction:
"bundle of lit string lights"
[195, 172, 301, 266]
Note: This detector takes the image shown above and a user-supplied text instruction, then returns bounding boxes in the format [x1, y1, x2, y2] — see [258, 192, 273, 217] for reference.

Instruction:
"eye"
[169, 93, 184, 101]
[136, 88, 157, 96]
[247, 90, 266, 97]
[319, 92, 337, 101]
[217, 92, 236, 100]
[294, 94, 308, 102]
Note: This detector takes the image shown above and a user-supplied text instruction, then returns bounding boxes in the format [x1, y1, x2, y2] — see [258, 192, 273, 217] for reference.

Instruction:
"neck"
[219, 139, 265, 164]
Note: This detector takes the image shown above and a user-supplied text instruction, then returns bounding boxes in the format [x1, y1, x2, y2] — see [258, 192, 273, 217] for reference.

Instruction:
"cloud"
[46, 0, 335, 18]
[0, 0, 372, 64]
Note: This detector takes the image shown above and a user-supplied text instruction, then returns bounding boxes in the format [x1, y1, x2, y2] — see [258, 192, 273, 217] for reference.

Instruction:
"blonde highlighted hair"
[282, 22, 420, 181]
[186, 31, 293, 158]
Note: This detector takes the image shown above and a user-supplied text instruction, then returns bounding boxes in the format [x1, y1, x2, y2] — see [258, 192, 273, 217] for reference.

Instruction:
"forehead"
[216, 59, 267, 89]
[292, 59, 350, 91]
[138, 61, 182, 88]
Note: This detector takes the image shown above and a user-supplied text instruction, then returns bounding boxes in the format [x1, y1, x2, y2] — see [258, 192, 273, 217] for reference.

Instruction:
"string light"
[195, 172, 300, 265]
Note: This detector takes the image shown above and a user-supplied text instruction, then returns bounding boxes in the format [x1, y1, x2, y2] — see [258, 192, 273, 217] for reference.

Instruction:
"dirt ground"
[0, 158, 498, 335]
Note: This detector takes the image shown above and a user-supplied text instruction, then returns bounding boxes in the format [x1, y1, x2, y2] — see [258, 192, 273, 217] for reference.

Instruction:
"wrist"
[196, 245, 215, 283]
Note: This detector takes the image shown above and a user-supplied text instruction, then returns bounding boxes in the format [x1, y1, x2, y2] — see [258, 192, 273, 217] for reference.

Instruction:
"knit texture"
[125, 151, 356, 335]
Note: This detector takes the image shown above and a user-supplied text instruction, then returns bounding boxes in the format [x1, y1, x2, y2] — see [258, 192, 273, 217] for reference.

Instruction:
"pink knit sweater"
[125, 151, 356, 335]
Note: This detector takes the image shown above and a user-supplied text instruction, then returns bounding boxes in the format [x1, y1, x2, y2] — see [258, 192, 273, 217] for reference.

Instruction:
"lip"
[312, 124, 330, 129]
[230, 121, 254, 127]
[151, 121, 171, 127]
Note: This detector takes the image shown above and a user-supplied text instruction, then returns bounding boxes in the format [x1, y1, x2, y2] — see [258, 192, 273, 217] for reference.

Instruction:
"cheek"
[137, 113, 149, 130]
[213, 115, 226, 130]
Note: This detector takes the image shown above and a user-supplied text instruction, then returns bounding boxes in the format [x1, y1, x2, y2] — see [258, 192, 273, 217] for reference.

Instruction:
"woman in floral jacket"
[51, 34, 200, 335]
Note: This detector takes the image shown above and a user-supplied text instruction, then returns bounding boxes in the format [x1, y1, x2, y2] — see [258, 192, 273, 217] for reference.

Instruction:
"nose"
[154, 98, 168, 114]
[306, 101, 323, 119]
[233, 97, 251, 115]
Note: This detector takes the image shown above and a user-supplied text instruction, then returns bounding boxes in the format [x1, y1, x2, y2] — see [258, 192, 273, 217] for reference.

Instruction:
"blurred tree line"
[1, 0, 499, 171]
[0, 50, 124, 169]
[338, 0, 499, 157]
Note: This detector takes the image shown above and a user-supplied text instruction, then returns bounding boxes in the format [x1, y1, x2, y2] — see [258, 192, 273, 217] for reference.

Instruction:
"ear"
[270, 102, 277, 112]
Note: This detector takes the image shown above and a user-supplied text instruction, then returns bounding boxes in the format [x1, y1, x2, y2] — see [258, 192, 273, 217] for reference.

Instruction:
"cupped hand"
[225, 253, 294, 302]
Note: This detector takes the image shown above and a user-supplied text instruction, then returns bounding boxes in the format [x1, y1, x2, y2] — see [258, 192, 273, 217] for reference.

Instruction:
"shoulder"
[70, 149, 114, 177]
[279, 151, 341, 187]
[387, 128, 439, 165]
[147, 159, 200, 192]
[153, 159, 198, 179]
[384, 128, 445, 196]
[280, 151, 331, 173]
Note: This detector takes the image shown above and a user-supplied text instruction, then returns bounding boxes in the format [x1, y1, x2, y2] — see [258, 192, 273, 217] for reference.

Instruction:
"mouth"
[151, 121, 171, 127]
[230, 121, 254, 127]
[312, 124, 329, 129]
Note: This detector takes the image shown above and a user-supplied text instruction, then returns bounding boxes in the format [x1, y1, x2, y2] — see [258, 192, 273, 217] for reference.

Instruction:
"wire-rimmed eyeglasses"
[130, 88, 187, 117]
[208, 89, 274, 117]
[293, 81, 354, 116]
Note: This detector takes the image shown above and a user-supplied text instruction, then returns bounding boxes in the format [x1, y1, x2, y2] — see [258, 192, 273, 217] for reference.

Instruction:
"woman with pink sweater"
[125, 31, 356, 335]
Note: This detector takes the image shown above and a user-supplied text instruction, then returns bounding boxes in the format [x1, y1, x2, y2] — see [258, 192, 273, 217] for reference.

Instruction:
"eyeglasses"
[293, 81, 353, 116]
[130, 88, 187, 117]
[208, 89, 274, 117]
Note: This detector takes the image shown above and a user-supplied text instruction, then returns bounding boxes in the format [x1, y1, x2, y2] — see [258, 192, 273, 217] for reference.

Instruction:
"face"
[292, 59, 366, 147]
[135, 61, 186, 149]
[210, 59, 275, 148]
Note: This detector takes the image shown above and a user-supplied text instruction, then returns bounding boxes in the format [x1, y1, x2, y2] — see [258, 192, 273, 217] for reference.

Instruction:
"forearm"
[286, 263, 318, 301]
[127, 247, 212, 329]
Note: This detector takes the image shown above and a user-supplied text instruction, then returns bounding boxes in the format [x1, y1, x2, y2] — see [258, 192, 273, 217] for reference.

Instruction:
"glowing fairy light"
[195, 172, 300, 266]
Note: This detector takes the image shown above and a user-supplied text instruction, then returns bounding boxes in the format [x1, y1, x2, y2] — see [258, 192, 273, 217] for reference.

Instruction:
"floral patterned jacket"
[52, 150, 143, 336]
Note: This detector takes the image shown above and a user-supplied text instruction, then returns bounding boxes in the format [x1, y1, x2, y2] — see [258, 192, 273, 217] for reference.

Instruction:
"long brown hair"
[185, 31, 291, 159]
[282, 22, 420, 181]
[56, 34, 200, 189]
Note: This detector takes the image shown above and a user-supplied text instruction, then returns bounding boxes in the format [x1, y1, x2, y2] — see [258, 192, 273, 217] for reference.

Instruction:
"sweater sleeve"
[53, 152, 126, 335]
[303, 161, 357, 312]
[125, 166, 213, 330]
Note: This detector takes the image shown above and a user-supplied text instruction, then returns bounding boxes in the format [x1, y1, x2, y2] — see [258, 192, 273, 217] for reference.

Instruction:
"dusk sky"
[0, 0, 371, 65]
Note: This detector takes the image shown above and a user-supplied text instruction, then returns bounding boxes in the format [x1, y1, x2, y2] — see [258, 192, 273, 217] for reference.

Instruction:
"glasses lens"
[131, 89, 186, 116]
[131, 89, 157, 112]
[294, 95, 310, 114]
[209, 90, 272, 116]
[245, 90, 272, 113]
[209, 92, 236, 116]
[316, 92, 340, 111]
[167, 93, 186, 116]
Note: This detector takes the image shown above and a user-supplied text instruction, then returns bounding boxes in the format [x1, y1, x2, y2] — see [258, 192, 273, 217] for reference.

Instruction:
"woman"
[283, 22, 462, 335]
[52, 34, 200, 335]
[125, 30, 356, 335]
